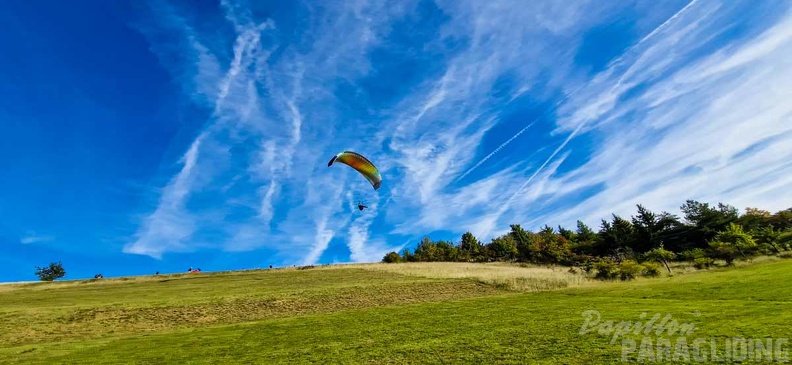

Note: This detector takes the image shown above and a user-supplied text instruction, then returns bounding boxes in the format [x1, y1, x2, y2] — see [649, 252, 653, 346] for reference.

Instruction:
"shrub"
[779, 252, 792, 259]
[593, 260, 619, 280]
[693, 257, 714, 269]
[581, 260, 594, 274]
[641, 262, 662, 277]
[777, 231, 792, 248]
[618, 260, 645, 281]
[566, 253, 594, 267]
[758, 243, 780, 255]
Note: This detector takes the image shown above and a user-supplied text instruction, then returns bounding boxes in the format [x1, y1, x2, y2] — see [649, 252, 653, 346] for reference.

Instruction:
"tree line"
[381, 200, 792, 280]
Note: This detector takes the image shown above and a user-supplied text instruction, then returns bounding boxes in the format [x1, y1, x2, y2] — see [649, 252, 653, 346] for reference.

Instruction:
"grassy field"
[1, 259, 791, 364]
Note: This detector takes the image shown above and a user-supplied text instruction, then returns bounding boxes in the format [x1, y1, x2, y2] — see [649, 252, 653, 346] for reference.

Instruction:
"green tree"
[486, 235, 518, 261]
[738, 207, 773, 232]
[35, 261, 66, 281]
[599, 214, 635, 254]
[708, 240, 739, 265]
[753, 226, 782, 254]
[530, 226, 572, 265]
[769, 208, 792, 231]
[400, 248, 415, 262]
[459, 232, 484, 262]
[679, 248, 706, 262]
[435, 240, 457, 261]
[509, 224, 536, 262]
[680, 200, 739, 249]
[631, 204, 682, 253]
[575, 220, 597, 242]
[382, 251, 403, 263]
[631, 204, 659, 252]
[714, 223, 758, 259]
[558, 225, 576, 242]
[644, 246, 676, 273]
[573, 220, 600, 256]
[413, 237, 439, 262]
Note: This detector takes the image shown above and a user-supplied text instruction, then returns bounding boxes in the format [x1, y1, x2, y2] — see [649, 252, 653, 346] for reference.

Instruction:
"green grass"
[2, 260, 791, 364]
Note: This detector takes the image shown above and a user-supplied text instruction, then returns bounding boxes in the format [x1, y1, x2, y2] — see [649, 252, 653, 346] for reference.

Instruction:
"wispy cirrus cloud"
[504, 0, 792, 230]
[125, 0, 791, 267]
[374, 0, 704, 239]
[126, 0, 423, 263]
[20, 232, 54, 245]
[385, 0, 792, 240]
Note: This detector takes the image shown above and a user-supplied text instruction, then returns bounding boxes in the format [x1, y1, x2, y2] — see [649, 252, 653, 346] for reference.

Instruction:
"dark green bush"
[382, 251, 403, 263]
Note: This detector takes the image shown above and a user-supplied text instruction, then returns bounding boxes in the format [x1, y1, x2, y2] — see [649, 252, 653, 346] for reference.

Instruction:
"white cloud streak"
[127, 0, 792, 265]
[508, 1, 792, 230]
[458, 0, 701, 183]
[20, 233, 54, 245]
[124, 135, 204, 258]
[454, 121, 537, 183]
[129, 0, 424, 263]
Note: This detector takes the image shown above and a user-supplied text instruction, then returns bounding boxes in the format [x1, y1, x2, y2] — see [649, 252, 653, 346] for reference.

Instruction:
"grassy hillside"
[1, 260, 791, 364]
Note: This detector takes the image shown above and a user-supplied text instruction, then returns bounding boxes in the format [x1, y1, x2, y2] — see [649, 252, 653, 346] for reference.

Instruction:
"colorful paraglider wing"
[327, 151, 382, 190]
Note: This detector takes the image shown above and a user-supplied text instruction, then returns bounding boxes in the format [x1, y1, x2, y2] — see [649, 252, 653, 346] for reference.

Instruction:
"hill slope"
[2, 260, 791, 364]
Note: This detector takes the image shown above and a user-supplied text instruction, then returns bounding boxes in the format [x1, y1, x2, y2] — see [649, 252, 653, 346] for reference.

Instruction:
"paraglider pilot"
[357, 202, 368, 211]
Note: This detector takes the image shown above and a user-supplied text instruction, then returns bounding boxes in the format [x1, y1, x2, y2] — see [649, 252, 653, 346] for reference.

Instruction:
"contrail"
[456, 0, 700, 184]
[454, 121, 537, 182]
[454, 82, 588, 182]
[637, 0, 698, 47]
[487, 0, 701, 220]
[497, 120, 585, 216]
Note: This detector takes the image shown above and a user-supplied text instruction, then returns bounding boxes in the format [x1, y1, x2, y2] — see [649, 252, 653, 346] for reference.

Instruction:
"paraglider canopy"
[327, 151, 382, 190]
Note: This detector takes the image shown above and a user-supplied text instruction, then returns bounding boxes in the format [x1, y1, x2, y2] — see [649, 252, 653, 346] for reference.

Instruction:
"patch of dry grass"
[0, 269, 503, 347]
[0, 274, 206, 294]
[347, 262, 596, 291]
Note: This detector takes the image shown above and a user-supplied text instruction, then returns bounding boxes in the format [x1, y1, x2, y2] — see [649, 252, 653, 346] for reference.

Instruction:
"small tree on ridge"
[35, 261, 66, 281]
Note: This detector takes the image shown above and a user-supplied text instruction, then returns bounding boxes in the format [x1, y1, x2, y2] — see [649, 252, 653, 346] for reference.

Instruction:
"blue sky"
[2, 0, 791, 282]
